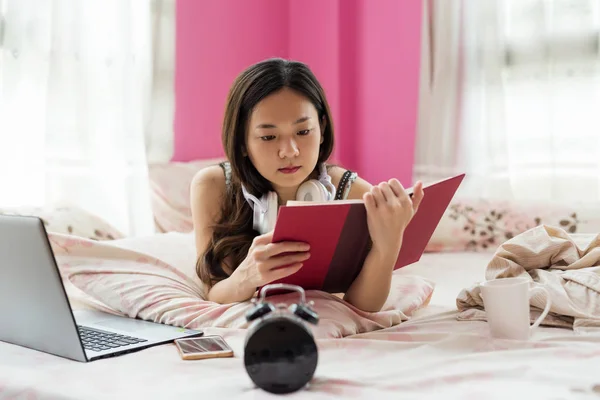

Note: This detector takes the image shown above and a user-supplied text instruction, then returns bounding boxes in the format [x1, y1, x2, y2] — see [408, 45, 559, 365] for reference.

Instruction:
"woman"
[191, 58, 424, 312]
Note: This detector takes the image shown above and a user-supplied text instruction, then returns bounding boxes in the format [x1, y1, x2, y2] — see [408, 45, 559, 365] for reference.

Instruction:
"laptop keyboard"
[77, 325, 147, 352]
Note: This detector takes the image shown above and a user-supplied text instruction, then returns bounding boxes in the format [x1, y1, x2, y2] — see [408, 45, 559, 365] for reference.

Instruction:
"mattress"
[2, 248, 600, 399]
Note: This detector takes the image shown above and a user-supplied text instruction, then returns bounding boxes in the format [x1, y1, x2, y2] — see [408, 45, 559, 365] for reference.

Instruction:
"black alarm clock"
[243, 283, 319, 394]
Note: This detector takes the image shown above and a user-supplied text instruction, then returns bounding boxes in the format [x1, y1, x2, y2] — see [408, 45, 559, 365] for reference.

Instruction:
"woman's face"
[245, 88, 324, 197]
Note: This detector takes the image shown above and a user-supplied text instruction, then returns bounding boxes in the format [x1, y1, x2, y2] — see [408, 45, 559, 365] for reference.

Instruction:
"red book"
[268, 174, 465, 293]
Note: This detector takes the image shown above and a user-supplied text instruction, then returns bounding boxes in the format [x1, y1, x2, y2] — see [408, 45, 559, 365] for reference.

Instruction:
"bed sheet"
[2, 250, 600, 399]
[396, 251, 492, 316]
[2, 316, 600, 399]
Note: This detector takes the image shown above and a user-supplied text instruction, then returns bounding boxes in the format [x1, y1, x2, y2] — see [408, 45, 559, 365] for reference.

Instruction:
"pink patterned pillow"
[148, 158, 225, 233]
[0, 204, 124, 241]
[427, 198, 600, 253]
[55, 232, 436, 338]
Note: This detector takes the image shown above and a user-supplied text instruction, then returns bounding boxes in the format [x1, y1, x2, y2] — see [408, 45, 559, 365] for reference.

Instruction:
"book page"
[286, 199, 364, 207]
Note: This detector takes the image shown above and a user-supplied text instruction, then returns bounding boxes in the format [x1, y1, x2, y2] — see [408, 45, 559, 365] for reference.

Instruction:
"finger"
[363, 192, 376, 212]
[267, 262, 304, 281]
[388, 179, 407, 198]
[370, 186, 383, 208]
[253, 230, 273, 245]
[391, 179, 415, 209]
[411, 181, 425, 212]
[265, 251, 311, 270]
[257, 241, 310, 259]
[378, 182, 396, 205]
[388, 179, 413, 207]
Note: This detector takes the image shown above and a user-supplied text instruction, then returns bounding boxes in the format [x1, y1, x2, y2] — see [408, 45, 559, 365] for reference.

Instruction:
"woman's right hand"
[232, 231, 310, 291]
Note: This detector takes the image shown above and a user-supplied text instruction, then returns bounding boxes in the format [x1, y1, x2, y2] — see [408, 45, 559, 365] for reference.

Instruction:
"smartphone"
[174, 335, 234, 360]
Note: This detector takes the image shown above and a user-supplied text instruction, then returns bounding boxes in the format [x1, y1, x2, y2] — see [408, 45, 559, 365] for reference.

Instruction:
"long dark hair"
[197, 58, 335, 287]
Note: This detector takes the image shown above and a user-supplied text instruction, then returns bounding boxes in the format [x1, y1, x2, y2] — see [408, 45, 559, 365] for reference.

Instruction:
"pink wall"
[174, 0, 422, 186]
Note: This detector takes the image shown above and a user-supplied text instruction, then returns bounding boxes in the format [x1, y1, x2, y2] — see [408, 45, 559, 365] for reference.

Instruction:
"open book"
[267, 173, 465, 293]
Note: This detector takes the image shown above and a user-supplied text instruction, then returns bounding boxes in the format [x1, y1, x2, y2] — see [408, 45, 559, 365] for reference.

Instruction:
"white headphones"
[241, 163, 336, 234]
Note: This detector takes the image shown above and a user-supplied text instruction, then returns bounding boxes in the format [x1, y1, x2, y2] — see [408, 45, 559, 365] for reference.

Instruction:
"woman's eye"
[260, 135, 276, 141]
[297, 129, 311, 136]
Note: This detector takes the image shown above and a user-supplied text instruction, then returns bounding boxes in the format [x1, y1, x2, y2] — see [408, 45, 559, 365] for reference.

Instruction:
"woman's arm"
[190, 166, 255, 303]
[328, 166, 424, 312]
[205, 230, 310, 303]
[190, 166, 310, 304]
[343, 244, 399, 312]
[204, 270, 257, 304]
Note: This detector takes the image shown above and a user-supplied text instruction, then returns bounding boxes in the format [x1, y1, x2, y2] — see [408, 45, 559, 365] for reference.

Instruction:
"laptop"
[0, 214, 204, 362]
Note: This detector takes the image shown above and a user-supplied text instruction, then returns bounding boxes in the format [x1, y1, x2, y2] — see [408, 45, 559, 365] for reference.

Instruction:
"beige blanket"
[456, 225, 600, 330]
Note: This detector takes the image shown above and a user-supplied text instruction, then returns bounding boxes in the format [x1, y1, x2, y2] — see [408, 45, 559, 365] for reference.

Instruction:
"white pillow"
[148, 158, 225, 233]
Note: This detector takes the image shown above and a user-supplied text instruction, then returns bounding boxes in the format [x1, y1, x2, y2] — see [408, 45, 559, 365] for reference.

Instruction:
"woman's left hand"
[363, 179, 424, 257]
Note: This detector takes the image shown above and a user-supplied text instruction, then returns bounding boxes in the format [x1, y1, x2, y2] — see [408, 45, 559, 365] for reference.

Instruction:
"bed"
[1, 161, 600, 399]
[2, 239, 600, 399]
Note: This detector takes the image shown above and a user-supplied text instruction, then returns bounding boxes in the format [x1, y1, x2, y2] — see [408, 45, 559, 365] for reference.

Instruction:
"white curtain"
[0, 0, 175, 236]
[414, 0, 465, 184]
[416, 0, 600, 204]
[147, 0, 175, 164]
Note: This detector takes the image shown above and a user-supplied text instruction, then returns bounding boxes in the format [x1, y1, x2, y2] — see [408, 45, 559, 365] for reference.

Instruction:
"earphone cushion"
[264, 191, 279, 233]
[296, 180, 330, 202]
[252, 191, 278, 234]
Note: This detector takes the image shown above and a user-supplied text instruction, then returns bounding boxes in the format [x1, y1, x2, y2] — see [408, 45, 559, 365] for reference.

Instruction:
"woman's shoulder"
[190, 164, 228, 210]
[192, 164, 227, 189]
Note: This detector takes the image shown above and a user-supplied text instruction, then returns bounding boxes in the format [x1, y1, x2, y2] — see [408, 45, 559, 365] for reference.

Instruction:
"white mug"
[480, 277, 552, 340]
